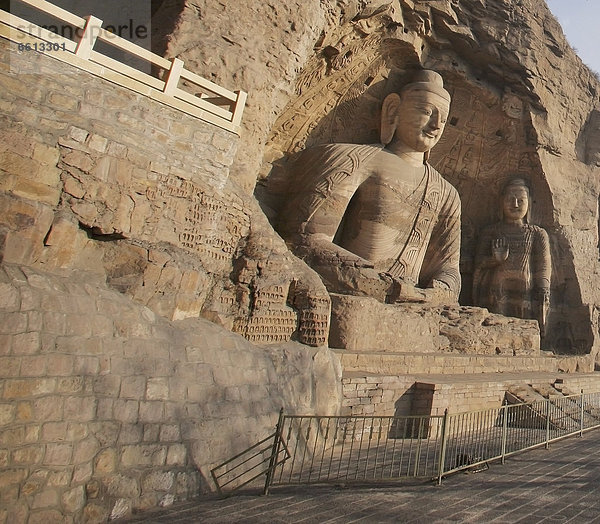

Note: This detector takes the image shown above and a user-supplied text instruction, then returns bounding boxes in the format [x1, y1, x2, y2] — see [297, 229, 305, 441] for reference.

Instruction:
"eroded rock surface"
[147, 0, 600, 356]
[0, 262, 341, 521]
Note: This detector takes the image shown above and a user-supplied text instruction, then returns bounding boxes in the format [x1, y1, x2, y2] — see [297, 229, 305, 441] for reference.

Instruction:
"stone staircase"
[506, 381, 600, 430]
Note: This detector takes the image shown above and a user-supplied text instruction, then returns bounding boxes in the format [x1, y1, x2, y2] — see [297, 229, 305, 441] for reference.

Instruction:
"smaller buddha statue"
[473, 178, 551, 334]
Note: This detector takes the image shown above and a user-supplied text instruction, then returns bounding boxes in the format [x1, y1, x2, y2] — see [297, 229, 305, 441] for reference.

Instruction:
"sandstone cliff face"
[153, 0, 330, 192]
[158, 0, 600, 357]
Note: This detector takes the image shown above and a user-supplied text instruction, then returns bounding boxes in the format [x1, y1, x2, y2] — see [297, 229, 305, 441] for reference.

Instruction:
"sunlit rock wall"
[3, 0, 600, 520]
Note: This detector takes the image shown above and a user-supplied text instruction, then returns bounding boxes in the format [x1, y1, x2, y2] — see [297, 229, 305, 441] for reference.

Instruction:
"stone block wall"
[341, 373, 600, 423]
[554, 375, 600, 396]
[0, 263, 341, 522]
[0, 36, 235, 285]
[342, 375, 507, 419]
[341, 375, 415, 418]
[413, 381, 507, 418]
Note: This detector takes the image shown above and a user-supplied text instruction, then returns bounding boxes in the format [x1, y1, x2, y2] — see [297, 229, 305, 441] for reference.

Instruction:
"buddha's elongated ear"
[380, 93, 401, 145]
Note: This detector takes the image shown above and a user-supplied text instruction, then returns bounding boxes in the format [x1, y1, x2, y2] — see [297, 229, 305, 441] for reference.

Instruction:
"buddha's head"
[381, 70, 451, 155]
[501, 178, 530, 223]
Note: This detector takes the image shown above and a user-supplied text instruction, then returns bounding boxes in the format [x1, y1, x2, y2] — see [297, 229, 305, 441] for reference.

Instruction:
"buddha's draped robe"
[277, 143, 461, 298]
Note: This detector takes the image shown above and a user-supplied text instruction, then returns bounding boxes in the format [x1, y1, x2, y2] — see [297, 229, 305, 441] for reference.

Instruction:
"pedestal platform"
[329, 294, 541, 355]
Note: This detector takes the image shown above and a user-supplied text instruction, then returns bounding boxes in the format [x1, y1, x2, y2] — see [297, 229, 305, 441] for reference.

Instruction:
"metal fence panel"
[211, 391, 600, 494]
[264, 391, 600, 491]
[270, 414, 446, 487]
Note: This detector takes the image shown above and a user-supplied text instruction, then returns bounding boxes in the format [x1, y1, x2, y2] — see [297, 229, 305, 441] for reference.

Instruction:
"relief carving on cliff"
[262, 1, 415, 170]
[144, 175, 331, 346]
[59, 142, 330, 347]
[473, 178, 551, 335]
[146, 173, 252, 272]
[274, 70, 461, 305]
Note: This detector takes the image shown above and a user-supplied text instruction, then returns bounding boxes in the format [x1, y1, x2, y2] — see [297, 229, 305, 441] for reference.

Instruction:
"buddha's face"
[394, 91, 450, 153]
[503, 186, 529, 222]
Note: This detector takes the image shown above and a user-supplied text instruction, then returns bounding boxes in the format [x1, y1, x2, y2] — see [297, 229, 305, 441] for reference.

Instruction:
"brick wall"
[0, 263, 341, 522]
[341, 375, 416, 417]
[554, 376, 600, 396]
[341, 373, 600, 422]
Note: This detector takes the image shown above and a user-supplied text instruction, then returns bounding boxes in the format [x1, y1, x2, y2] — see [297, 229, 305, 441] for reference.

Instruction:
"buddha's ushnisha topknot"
[401, 70, 450, 102]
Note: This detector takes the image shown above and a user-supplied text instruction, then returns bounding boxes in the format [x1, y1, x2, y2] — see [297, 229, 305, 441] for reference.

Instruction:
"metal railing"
[210, 429, 290, 496]
[210, 391, 600, 495]
[441, 391, 600, 479]
[0, 0, 246, 134]
[269, 413, 446, 489]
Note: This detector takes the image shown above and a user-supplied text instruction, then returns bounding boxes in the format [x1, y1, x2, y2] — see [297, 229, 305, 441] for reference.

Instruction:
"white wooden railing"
[0, 0, 247, 134]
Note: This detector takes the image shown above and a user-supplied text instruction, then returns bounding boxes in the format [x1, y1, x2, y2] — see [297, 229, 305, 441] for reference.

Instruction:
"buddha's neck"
[384, 141, 425, 167]
[503, 218, 525, 226]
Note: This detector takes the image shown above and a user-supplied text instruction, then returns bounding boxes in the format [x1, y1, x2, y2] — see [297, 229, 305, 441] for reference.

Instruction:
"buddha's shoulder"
[526, 224, 549, 239]
[288, 143, 382, 173]
[303, 143, 383, 158]
[426, 164, 460, 200]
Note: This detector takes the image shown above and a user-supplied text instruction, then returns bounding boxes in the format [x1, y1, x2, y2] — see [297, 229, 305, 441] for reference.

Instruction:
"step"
[506, 382, 600, 431]
[334, 349, 592, 376]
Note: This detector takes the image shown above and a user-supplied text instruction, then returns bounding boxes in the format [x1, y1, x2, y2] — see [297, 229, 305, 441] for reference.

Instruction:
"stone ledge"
[334, 349, 593, 375]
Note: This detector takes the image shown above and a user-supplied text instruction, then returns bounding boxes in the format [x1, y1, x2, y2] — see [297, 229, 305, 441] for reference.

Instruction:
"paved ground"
[124, 429, 600, 523]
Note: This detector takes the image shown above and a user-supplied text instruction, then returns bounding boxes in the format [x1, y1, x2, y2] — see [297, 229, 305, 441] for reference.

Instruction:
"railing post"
[580, 389, 585, 437]
[545, 397, 551, 449]
[437, 409, 449, 486]
[163, 57, 184, 95]
[263, 408, 285, 495]
[74, 15, 102, 60]
[501, 401, 508, 464]
[231, 90, 248, 128]
[413, 417, 424, 477]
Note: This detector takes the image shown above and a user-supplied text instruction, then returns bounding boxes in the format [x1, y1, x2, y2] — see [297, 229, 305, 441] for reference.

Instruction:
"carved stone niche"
[428, 73, 592, 356]
[427, 77, 552, 306]
[471, 178, 551, 337]
[262, 67, 549, 356]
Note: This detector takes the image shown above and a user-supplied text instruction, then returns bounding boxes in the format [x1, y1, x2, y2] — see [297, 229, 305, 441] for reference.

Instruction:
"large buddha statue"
[473, 178, 551, 335]
[275, 70, 461, 304]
